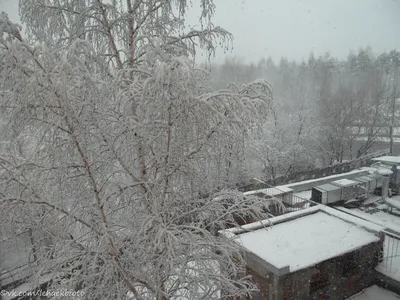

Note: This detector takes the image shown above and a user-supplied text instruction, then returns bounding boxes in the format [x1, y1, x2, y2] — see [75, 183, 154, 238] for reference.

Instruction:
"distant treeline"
[201, 48, 400, 182]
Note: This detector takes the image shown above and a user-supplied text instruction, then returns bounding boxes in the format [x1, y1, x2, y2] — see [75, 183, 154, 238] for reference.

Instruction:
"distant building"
[220, 205, 384, 300]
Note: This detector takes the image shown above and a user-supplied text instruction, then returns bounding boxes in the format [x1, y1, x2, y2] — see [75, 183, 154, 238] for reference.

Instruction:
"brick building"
[221, 205, 384, 300]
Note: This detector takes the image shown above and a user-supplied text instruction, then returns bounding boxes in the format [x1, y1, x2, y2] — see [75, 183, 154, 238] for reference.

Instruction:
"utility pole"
[389, 53, 399, 155]
[390, 78, 398, 155]
[389, 63, 397, 155]
[390, 88, 395, 154]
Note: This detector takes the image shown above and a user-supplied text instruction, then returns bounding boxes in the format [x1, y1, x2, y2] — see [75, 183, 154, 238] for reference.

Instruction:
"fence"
[378, 231, 400, 278]
[239, 149, 390, 193]
[243, 183, 317, 216]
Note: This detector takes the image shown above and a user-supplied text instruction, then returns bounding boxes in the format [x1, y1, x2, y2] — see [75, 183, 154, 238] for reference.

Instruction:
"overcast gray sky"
[1, 0, 399, 63]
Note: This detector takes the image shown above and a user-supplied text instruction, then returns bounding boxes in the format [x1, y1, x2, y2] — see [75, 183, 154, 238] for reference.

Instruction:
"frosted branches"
[0, 7, 273, 299]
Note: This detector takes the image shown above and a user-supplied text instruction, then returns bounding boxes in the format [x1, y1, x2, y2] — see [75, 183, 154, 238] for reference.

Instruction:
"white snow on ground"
[235, 211, 379, 272]
[336, 207, 400, 233]
[336, 205, 400, 282]
[363, 195, 382, 205]
[346, 285, 400, 300]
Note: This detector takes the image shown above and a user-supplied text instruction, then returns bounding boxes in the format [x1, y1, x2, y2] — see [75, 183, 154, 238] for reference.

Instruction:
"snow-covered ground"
[346, 285, 400, 300]
[337, 206, 400, 233]
[337, 203, 400, 282]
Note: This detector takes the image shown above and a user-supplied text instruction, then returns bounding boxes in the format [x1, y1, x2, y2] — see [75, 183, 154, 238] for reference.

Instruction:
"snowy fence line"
[290, 194, 316, 208]
[240, 149, 390, 192]
[244, 180, 317, 213]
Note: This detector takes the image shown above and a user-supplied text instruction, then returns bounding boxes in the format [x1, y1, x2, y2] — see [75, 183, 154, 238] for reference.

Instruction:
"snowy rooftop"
[314, 183, 341, 192]
[361, 165, 393, 176]
[224, 206, 382, 274]
[283, 169, 368, 190]
[377, 168, 394, 176]
[332, 179, 358, 187]
[372, 156, 400, 165]
[346, 285, 400, 300]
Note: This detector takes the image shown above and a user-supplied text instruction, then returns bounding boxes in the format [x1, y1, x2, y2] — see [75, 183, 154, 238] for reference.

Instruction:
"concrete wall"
[248, 240, 383, 300]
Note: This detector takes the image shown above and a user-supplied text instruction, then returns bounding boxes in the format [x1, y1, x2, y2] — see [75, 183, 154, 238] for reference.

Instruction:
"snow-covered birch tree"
[0, 1, 274, 299]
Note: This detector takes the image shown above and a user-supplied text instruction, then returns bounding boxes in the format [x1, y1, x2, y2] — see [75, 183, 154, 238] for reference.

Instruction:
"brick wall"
[246, 267, 271, 299]
[247, 240, 383, 300]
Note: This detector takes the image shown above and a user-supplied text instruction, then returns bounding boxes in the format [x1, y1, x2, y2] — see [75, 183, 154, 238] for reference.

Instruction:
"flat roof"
[283, 169, 368, 189]
[314, 183, 341, 192]
[372, 156, 400, 165]
[234, 210, 380, 273]
[377, 168, 393, 176]
[332, 179, 358, 187]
